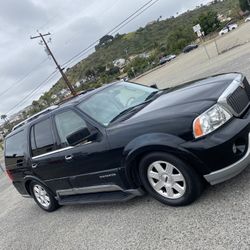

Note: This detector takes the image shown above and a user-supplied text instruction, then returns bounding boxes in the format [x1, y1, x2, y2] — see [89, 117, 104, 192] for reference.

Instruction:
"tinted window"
[5, 130, 26, 167]
[31, 119, 56, 157]
[54, 110, 88, 146]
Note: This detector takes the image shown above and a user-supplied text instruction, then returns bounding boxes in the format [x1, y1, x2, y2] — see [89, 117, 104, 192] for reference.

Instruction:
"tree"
[198, 10, 220, 35]
[85, 69, 96, 81]
[99, 35, 114, 46]
[108, 66, 120, 75]
[167, 28, 195, 53]
[41, 92, 53, 106]
[125, 57, 149, 78]
[239, 0, 250, 11]
[1, 114, 7, 123]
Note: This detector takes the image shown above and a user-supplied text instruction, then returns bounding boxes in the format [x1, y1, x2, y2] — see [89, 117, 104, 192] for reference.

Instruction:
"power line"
[0, 57, 49, 98]
[6, 69, 59, 115]
[111, 0, 161, 36]
[61, 0, 159, 67]
[63, 0, 159, 66]
[5, 0, 161, 116]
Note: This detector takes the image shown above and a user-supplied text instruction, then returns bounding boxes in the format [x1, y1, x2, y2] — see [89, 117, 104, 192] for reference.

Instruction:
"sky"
[0, 0, 211, 118]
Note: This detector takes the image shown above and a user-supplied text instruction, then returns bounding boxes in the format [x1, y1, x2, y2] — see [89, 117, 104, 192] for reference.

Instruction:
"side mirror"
[150, 83, 158, 89]
[66, 128, 94, 146]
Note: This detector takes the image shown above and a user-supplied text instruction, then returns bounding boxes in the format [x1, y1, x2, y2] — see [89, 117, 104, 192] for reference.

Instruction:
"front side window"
[77, 82, 157, 126]
[31, 119, 56, 157]
[54, 110, 89, 146]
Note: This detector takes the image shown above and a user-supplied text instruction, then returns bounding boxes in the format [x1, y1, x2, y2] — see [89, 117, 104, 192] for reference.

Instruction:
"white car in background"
[219, 23, 238, 36]
[245, 16, 250, 22]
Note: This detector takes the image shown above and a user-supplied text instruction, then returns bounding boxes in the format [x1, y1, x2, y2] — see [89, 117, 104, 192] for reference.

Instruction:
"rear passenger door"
[30, 118, 72, 192]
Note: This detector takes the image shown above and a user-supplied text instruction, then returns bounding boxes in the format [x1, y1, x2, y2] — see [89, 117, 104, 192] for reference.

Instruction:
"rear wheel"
[139, 152, 203, 206]
[30, 181, 59, 212]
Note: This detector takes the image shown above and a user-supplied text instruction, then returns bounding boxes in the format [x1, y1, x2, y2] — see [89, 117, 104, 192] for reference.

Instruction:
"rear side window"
[31, 118, 56, 157]
[5, 130, 26, 167]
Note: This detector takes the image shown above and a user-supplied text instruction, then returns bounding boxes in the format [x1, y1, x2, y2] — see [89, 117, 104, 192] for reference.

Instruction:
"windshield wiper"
[109, 92, 161, 124]
[144, 91, 160, 101]
[109, 101, 151, 124]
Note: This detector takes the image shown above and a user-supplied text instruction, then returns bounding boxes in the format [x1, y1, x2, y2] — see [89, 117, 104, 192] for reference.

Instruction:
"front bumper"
[181, 107, 250, 184]
[204, 133, 250, 185]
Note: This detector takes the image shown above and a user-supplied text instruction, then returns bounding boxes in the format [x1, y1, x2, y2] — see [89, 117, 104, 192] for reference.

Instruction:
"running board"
[57, 189, 143, 206]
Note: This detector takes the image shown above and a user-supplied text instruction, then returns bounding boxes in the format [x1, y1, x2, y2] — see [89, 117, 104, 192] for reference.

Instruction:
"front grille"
[243, 77, 250, 98]
[227, 86, 249, 114]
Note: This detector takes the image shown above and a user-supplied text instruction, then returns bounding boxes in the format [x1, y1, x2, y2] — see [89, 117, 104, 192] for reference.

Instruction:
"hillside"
[20, 0, 241, 120]
[48, 0, 239, 95]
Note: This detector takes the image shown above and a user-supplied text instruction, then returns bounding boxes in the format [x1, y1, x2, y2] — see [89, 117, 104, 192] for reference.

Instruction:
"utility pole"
[30, 32, 76, 96]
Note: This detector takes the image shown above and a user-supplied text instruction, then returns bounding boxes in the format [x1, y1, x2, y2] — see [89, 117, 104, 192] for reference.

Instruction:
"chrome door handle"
[65, 155, 73, 161]
[32, 163, 38, 169]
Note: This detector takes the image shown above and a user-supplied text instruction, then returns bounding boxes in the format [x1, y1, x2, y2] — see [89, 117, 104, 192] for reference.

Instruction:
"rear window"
[5, 130, 26, 167]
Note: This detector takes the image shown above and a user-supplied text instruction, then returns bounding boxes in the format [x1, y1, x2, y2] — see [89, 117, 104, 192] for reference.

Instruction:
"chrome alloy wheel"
[33, 184, 51, 208]
[147, 161, 186, 199]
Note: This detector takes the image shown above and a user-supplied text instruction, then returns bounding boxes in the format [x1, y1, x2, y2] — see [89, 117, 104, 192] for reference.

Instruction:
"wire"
[0, 57, 49, 98]
[6, 69, 59, 115]
[4, 0, 161, 116]
[64, 0, 161, 66]
[111, 0, 160, 35]
[61, 0, 159, 67]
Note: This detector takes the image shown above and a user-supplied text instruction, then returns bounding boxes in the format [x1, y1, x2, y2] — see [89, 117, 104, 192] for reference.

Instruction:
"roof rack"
[12, 105, 58, 131]
[56, 88, 95, 105]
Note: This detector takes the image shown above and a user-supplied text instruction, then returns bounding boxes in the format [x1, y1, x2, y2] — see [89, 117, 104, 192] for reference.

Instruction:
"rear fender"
[24, 175, 56, 196]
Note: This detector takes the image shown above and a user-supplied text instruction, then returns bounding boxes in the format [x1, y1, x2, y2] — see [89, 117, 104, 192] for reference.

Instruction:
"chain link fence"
[203, 22, 250, 59]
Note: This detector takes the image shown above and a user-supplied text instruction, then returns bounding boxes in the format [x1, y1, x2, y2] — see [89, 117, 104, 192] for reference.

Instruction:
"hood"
[128, 73, 240, 123]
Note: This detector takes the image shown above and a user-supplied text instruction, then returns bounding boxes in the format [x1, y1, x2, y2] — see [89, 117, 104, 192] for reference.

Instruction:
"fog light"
[233, 138, 247, 155]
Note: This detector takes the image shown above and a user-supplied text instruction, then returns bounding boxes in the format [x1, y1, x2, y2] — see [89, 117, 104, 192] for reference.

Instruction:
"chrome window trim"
[32, 140, 93, 160]
[32, 146, 74, 160]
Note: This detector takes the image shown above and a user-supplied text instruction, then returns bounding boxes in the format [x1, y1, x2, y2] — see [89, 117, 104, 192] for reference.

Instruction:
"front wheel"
[30, 181, 60, 212]
[139, 152, 203, 206]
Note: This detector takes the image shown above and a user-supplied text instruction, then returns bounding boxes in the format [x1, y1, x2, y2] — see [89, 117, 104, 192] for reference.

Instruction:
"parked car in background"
[5, 73, 250, 212]
[183, 44, 198, 53]
[219, 23, 238, 36]
[245, 16, 250, 22]
[165, 54, 176, 61]
[159, 57, 167, 65]
[159, 54, 176, 65]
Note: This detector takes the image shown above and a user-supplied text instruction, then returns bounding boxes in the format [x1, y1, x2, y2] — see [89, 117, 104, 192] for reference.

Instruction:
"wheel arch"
[122, 133, 206, 187]
[24, 176, 55, 196]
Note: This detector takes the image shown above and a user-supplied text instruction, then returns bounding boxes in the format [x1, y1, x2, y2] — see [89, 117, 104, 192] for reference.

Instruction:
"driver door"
[52, 109, 113, 190]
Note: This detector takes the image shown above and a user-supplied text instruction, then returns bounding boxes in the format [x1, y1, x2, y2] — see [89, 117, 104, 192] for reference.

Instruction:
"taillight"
[6, 170, 14, 181]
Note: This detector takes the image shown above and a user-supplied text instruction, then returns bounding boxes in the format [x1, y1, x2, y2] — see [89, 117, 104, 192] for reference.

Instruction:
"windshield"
[77, 82, 157, 126]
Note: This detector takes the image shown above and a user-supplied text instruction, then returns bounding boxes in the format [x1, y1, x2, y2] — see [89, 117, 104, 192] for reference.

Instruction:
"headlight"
[193, 104, 232, 138]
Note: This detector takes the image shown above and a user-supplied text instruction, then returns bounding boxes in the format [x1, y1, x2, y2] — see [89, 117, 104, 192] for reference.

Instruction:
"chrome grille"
[227, 86, 249, 114]
[225, 77, 250, 116]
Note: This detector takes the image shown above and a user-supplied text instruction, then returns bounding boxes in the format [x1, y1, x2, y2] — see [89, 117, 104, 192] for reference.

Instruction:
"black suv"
[5, 73, 250, 211]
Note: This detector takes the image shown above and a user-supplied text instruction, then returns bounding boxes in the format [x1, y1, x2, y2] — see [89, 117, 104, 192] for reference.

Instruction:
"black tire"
[139, 152, 204, 206]
[30, 181, 60, 212]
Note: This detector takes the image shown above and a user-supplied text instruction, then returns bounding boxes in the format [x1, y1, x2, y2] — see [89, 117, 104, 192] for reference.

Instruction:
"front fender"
[122, 133, 207, 186]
